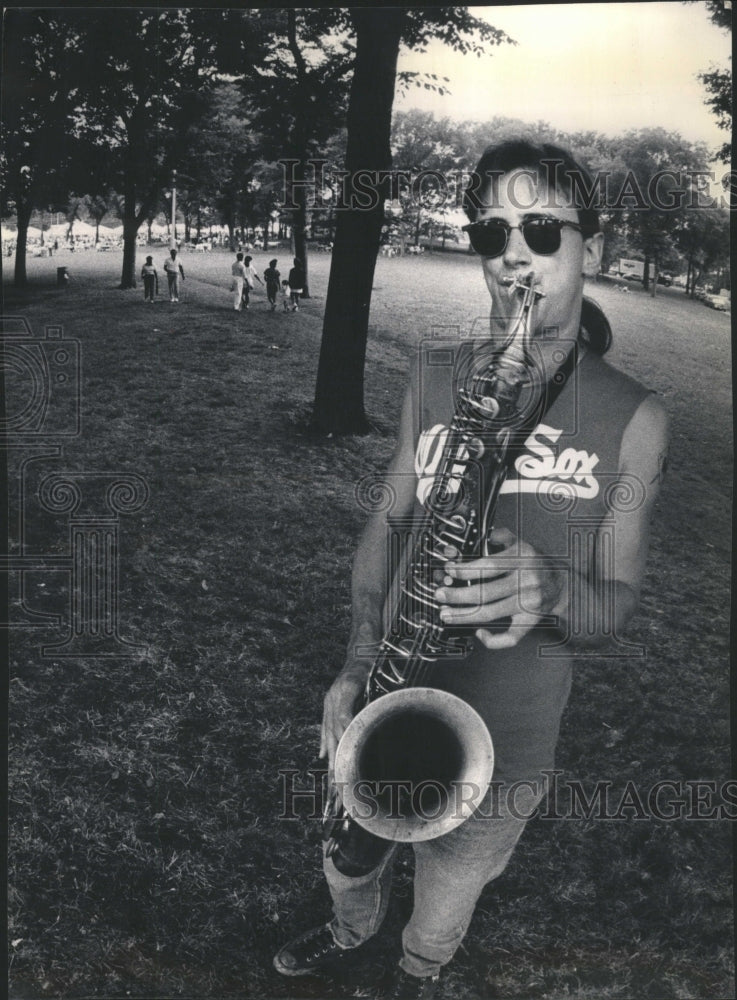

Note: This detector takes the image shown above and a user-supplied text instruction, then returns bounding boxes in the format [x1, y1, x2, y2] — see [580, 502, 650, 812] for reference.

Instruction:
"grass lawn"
[4, 245, 734, 999]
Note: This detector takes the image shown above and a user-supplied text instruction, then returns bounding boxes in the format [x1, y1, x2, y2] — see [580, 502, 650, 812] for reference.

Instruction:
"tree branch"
[286, 10, 308, 84]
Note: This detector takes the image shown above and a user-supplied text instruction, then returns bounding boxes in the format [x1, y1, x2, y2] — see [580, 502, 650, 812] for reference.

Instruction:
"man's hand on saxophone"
[320, 652, 372, 777]
[434, 527, 567, 650]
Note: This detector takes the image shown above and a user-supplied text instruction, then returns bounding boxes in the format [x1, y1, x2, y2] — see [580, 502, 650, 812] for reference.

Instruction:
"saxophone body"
[324, 274, 544, 876]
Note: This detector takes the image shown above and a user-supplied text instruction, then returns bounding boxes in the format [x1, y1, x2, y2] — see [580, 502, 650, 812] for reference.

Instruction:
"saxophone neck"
[497, 272, 544, 368]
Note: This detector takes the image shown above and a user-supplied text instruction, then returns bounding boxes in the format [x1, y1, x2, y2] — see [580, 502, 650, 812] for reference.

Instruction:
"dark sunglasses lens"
[522, 219, 562, 255]
[469, 222, 508, 257]
[468, 219, 565, 256]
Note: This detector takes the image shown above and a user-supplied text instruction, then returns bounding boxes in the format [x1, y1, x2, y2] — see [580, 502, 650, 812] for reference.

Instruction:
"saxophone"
[324, 273, 545, 876]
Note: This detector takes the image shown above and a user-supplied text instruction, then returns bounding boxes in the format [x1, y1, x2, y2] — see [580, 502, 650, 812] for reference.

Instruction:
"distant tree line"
[1, 6, 730, 433]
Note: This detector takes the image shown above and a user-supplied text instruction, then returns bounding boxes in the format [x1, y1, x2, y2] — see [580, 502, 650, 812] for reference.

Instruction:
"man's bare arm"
[320, 381, 418, 765]
[547, 392, 670, 645]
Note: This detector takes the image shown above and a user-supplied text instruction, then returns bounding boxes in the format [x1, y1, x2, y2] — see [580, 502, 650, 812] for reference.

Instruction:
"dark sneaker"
[387, 969, 440, 999]
[273, 922, 353, 977]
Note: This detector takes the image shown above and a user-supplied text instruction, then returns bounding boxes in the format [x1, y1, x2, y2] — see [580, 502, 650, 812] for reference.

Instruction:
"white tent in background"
[98, 224, 123, 237]
[427, 207, 470, 244]
[68, 220, 97, 237]
[47, 219, 97, 239]
[427, 208, 470, 228]
[26, 226, 43, 240]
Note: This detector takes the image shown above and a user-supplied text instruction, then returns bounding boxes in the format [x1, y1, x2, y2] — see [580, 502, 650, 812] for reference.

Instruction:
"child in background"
[263, 259, 281, 311]
[141, 256, 159, 302]
[288, 257, 305, 311]
[280, 279, 292, 312]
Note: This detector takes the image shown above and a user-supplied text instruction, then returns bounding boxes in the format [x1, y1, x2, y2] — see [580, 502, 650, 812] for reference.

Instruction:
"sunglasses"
[462, 215, 584, 258]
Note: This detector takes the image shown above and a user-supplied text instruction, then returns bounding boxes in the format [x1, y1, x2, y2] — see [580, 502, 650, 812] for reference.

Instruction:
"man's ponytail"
[579, 297, 612, 355]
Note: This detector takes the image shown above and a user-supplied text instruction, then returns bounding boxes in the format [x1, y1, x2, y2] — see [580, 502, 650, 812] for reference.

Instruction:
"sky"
[395, 2, 731, 153]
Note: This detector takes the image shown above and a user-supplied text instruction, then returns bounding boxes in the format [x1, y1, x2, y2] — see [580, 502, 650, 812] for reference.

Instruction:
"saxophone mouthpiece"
[501, 273, 545, 299]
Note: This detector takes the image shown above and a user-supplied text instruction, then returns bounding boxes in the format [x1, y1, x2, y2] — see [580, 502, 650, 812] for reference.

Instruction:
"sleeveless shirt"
[406, 342, 650, 782]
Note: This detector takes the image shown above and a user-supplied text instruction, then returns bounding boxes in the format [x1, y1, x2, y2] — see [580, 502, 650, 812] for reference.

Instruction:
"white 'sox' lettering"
[415, 422, 599, 504]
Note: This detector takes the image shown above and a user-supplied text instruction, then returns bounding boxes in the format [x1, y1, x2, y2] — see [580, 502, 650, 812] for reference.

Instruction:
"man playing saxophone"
[274, 139, 669, 999]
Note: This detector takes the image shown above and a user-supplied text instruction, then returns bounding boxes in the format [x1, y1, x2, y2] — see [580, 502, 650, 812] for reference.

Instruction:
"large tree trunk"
[311, 8, 405, 435]
[121, 213, 139, 289]
[285, 10, 311, 298]
[14, 198, 32, 288]
[291, 157, 310, 298]
[120, 150, 139, 288]
[650, 257, 659, 298]
[312, 207, 385, 433]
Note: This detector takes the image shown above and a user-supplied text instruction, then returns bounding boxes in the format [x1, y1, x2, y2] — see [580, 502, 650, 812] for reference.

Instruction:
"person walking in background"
[231, 252, 247, 311]
[280, 279, 292, 312]
[241, 255, 263, 310]
[288, 258, 305, 311]
[264, 259, 281, 311]
[141, 256, 159, 303]
[164, 248, 184, 302]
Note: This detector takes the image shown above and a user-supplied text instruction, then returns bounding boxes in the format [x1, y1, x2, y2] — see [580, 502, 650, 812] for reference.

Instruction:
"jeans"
[324, 780, 543, 978]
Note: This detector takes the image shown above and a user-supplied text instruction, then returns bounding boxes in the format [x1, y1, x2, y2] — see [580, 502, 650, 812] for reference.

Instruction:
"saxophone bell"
[333, 687, 494, 843]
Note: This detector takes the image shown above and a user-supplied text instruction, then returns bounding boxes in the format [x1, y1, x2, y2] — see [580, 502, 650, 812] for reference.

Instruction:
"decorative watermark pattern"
[2, 316, 148, 656]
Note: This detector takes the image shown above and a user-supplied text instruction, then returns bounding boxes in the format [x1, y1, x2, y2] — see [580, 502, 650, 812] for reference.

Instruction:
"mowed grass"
[5, 245, 733, 999]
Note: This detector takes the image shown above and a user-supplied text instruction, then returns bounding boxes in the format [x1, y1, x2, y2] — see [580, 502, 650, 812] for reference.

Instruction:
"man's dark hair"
[464, 138, 610, 355]
[464, 139, 601, 236]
